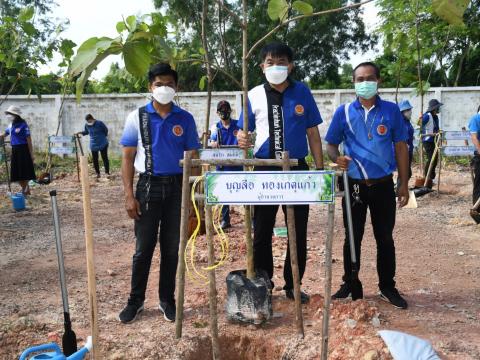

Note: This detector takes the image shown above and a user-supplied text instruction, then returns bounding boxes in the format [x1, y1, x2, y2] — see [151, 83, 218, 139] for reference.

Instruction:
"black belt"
[350, 174, 392, 187]
[139, 173, 182, 183]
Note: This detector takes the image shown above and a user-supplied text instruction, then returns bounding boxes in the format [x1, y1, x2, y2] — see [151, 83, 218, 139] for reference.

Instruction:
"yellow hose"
[185, 175, 230, 283]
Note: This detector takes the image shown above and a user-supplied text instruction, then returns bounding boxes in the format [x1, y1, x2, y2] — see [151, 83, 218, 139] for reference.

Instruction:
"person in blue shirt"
[398, 100, 415, 179]
[209, 100, 242, 229]
[237, 42, 324, 304]
[0, 106, 36, 195]
[421, 99, 442, 188]
[325, 62, 409, 309]
[468, 105, 480, 204]
[76, 114, 109, 178]
[118, 63, 201, 324]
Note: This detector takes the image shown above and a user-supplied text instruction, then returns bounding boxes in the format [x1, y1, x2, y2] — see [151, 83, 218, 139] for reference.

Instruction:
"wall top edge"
[1, 86, 479, 101]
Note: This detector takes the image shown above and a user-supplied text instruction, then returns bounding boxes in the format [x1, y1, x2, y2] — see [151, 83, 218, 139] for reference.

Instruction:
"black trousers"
[471, 154, 480, 204]
[91, 144, 109, 175]
[129, 175, 182, 305]
[341, 178, 397, 290]
[423, 141, 438, 180]
[253, 160, 309, 290]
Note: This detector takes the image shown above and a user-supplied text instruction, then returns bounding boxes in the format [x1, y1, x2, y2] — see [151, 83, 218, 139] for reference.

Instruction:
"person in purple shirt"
[0, 106, 36, 195]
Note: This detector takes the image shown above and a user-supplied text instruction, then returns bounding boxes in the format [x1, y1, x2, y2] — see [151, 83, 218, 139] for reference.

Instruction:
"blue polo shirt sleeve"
[5, 126, 10, 136]
[120, 111, 138, 147]
[325, 105, 345, 145]
[238, 100, 256, 132]
[24, 123, 30, 137]
[421, 113, 429, 127]
[468, 114, 480, 133]
[391, 106, 408, 143]
[184, 115, 201, 150]
[81, 124, 89, 136]
[305, 87, 322, 128]
[209, 124, 218, 142]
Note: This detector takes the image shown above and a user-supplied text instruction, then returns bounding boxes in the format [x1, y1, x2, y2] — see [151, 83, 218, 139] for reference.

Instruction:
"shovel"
[342, 172, 363, 300]
[50, 190, 78, 356]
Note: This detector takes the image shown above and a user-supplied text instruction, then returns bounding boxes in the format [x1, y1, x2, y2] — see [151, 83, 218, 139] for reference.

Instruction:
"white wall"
[1, 87, 479, 154]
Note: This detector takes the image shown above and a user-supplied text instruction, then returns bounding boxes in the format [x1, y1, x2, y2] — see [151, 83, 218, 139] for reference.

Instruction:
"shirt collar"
[264, 78, 296, 93]
[353, 95, 382, 110]
[146, 101, 182, 115]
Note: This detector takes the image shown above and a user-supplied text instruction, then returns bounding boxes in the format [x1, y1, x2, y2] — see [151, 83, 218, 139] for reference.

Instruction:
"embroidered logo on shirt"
[233, 129, 239, 136]
[15, 128, 21, 134]
[172, 125, 184, 136]
[294, 104, 305, 116]
[377, 124, 388, 136]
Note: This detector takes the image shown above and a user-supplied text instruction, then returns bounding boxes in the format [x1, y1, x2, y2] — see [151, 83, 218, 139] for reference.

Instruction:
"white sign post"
[205, 171, 335, 205]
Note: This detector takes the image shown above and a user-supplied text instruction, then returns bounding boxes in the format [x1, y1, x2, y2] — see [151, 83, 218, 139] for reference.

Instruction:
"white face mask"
[403, 110, 412, 120]
[6, 114, 15, 122]
[264, 65, 289, 85]
[152, 86, 176, 105]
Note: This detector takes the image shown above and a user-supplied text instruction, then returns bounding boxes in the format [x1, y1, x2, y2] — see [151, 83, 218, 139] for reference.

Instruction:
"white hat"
[5, 105, 22, 117]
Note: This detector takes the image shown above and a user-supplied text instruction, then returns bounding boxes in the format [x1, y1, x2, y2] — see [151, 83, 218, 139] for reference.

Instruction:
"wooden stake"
[321, 202, 335, 360]
[282, 151, 304, 338]
[79, 156, 99, 358]
[205, 205, 220, 359]
[175, 151, 193, 339]
[74, 137, 80, 182]
[423, 134, 441, 187]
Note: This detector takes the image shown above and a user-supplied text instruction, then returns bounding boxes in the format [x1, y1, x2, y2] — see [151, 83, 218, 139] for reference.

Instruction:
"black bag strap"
[138, 106, 153, 175]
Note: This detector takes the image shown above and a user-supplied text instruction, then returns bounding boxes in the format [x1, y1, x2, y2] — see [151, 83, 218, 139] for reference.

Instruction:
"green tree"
[155, 0, 374, 90]
[0, 1, 72, 99]
[92, 62, 148, 93]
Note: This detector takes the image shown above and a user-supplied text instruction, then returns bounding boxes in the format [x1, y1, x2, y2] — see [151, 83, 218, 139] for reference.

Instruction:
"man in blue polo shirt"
[118, 63, 201, 324]
[237, 42, 324, 304]
[209, 100, 242, 229]
[468, 105, 480, 204]
[325, 62, 409, 309]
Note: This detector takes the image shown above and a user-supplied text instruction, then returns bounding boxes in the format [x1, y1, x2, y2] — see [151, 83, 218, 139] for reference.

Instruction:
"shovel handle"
[50, 190, 70, 314]
[342, 172, 358, 264]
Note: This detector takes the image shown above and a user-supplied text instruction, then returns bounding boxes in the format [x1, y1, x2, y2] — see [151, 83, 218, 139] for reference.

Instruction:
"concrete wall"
[1, 87, 479, 154]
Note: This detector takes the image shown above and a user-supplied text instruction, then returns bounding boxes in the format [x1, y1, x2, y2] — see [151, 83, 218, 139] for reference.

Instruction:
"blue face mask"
[355, 81, 378, 100]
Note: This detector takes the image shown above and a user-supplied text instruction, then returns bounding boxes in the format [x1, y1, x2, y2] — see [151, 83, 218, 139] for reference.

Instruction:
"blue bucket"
[11, 192, 26, 211]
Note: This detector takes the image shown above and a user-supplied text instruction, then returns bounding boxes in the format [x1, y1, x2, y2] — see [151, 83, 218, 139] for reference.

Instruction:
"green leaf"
[126, 15, 137, 31]
[123, 40, 151, 77]
[21, 22, 36, 36]
[75, 46, 119, 102]
[292, 1, 313, 15]
[69, 37, 119, 76]
[199, 75, 207, 90]
[267, 0, 289, 21]
[116, 21, 127, 33]
[18, 6, 34, 22]
[199, 47, 206, 55]
[432, 0, 470, 25]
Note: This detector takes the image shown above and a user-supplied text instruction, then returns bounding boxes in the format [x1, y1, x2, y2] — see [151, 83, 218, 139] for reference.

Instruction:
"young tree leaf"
[292, 1, 313, 15]
[267, 0, 289, 21]
[123, 40, 151, 77]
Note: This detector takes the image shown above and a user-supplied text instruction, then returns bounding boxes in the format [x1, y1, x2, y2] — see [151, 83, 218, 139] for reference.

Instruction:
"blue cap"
[398, 100, 413, 112]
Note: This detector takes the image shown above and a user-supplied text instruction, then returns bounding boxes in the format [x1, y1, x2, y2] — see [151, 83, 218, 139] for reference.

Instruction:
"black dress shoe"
[285, 289, 310, 304]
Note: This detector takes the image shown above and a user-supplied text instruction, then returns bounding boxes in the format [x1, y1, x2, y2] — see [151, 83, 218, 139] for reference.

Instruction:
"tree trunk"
[454, 41, 470, 87]
[201, 0, 213, 148]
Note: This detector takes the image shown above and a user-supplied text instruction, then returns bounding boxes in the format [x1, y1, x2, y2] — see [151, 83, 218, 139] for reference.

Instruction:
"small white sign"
[199, 148, 248, 160]
[50, 147, 75, 155]
[443, 146, 475, 157]
[443, 131, 470, 141]
[205, 171, 335, 205]
[49, 136, 74, 143]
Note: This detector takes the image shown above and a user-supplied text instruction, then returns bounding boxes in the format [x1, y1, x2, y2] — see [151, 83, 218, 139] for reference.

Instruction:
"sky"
[40, 0, 379, 80]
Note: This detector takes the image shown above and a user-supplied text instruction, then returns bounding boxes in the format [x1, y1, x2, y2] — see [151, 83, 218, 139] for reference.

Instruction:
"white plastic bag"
[378, 330, 441, 360]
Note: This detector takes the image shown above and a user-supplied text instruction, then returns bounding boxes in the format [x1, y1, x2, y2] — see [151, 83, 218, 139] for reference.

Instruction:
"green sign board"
[205, 171, 335, 205]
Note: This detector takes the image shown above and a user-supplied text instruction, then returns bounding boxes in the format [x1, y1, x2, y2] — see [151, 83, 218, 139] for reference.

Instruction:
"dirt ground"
[0, 164, 479, 359]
